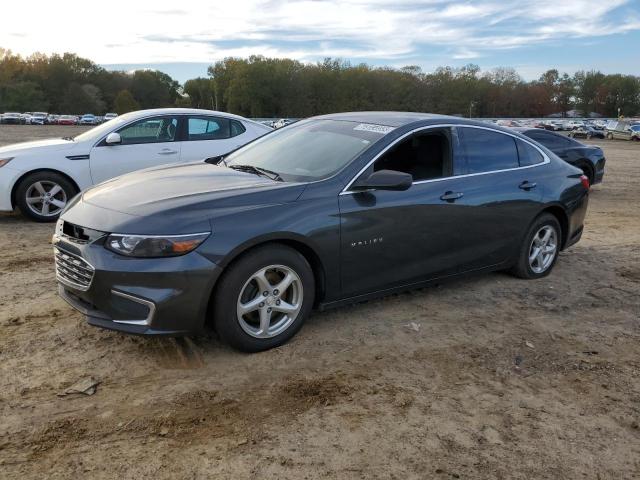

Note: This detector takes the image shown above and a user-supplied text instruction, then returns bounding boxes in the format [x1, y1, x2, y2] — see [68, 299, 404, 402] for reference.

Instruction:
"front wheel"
[213, 244, 315, 352]
[15, 171, 77, 222]
[511, 213, 561, 279]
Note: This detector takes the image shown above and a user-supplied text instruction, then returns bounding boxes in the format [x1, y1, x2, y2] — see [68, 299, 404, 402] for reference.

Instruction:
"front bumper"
[53, 234, 222, 335]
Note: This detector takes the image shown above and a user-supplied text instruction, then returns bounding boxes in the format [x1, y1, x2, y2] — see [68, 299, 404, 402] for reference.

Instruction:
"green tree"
[113, 89, 140, 114]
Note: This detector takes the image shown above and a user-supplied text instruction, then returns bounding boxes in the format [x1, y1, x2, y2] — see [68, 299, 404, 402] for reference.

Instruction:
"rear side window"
[187, 116, 247, 141]
[460, 128, 519, 173]
[231, 120, 246, 136]
[527, 131, 570, 149]
[187, 116, 230, 140]
[516, 139, 544, 166]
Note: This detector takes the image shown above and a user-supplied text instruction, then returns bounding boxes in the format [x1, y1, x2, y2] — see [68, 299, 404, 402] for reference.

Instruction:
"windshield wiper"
[228, 164, 283, 181]
[61, 136, 75, 141]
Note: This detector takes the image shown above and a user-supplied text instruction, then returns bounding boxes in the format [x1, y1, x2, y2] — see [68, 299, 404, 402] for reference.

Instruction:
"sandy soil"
[0, 125, 639, 479]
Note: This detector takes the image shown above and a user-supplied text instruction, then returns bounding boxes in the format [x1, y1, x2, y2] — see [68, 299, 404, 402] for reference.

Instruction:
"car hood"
[66, 162, 306, 234]
[0, 138, 76, 156]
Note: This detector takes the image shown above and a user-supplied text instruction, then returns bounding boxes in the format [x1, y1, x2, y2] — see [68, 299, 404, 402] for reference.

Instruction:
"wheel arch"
[11, 168, 81, 209]
[539, 204, 569, 250]
[204, 234, 328, 328]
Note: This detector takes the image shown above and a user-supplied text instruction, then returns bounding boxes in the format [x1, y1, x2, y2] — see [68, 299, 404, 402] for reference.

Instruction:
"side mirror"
[352, 169, 413, 192]
[204, 155, 225, 165]
[105, 132, 121, 145]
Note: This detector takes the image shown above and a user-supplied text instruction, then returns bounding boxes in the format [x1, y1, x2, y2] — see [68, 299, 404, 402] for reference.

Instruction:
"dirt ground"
[0, 125, 639, 479]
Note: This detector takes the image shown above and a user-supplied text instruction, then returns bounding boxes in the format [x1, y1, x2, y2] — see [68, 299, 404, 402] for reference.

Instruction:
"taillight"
[580, 175, 590, 190]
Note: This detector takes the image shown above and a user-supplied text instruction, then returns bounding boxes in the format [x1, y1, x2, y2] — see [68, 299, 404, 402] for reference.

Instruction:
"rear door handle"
[440, 191, 464, 202]
[519, 181, 537, 191]
[157, 148, 178, 155]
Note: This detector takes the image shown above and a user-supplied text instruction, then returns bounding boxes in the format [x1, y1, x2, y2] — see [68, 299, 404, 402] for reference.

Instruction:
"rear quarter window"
[516, 139, 545, 166]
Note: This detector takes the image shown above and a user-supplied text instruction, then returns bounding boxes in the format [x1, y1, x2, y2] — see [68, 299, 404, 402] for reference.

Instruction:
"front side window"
[460, 128, 519, 173]
[224, 119, 384, 182]
[117, 116, 179, 145]
[372, 129, 452, 181]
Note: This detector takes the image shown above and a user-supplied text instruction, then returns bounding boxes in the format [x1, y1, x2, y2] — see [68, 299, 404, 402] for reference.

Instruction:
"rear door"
[180, 115, 251, 162]
[450, 127, 544, 271]
[89, 115, 182, 184]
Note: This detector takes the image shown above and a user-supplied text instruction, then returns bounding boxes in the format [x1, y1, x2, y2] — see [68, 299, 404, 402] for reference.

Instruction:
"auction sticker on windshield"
[353, 123, 395, 134]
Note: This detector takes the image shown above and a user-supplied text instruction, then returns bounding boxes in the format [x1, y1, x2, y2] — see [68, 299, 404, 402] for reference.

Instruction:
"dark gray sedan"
[53, 112, 590, 351]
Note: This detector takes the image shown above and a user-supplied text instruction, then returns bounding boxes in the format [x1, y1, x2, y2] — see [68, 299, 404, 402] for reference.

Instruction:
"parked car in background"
[273, 118, 294, 128]
[79, 114, 98, 125]
[52, 112, 589, 351]
[103, 113, 118, 122]
[47, 114, 59, 125]
[515, 127, 605, 185]
[1, 112, 24, 124]
[30, 112, 48, 125]
[568, 125, 605, 139]
[21, 113, 32, 124]
[57, 115, 78, 125]
[565, 121, 585, 130]
[0, 108, 272, 221]
[606, 120, 640, 141]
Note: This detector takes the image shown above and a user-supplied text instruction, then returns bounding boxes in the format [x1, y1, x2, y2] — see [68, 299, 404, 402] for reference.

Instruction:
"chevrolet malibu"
[0, 108, 272, 221]
[53, 112, 589, 352]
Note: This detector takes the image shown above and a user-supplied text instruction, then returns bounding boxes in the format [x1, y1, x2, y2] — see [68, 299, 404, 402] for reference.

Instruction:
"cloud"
[1, 0, 638, 69]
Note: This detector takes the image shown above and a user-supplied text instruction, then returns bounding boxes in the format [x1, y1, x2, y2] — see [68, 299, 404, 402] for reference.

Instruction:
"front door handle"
[519, 181, 537, 191]
[440, 191, 464, 202]
[157, 148, 178, 155]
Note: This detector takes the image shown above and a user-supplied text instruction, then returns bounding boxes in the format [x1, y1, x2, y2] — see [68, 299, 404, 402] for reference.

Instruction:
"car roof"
[310, 111, 512, 130]
[121, 108, 270, 129]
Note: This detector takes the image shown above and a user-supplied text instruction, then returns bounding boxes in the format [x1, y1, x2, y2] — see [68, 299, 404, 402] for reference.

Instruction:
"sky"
[2, 0, 640, 83]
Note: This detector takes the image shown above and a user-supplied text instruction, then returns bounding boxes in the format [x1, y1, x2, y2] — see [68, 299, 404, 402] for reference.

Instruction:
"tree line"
[2, 49, 639, 118]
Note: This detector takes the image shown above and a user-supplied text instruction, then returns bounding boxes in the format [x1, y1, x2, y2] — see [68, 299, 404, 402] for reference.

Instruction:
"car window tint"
[516, 139, 544, 166]
[526, 130, 570, 149]
[187, 116, 231, 140]
[230, 120, 246, 137]
[117, 116, 179, 145]
[373, 130, 452, 181]
[460, 128, 519, 173]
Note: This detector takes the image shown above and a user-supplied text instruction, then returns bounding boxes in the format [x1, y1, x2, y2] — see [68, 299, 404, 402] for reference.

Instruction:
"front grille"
[54, 247, 95, 291]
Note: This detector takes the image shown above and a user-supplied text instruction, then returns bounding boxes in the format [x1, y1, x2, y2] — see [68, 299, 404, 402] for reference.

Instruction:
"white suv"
[0, 108, 272, 221]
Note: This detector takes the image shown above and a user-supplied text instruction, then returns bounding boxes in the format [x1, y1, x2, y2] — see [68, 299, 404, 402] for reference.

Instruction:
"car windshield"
[224, 119, 387, 182]
[72, 112, 137, 142]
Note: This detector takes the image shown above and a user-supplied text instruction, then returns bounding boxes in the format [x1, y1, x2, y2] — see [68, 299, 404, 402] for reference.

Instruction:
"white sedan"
[0, 108, 272, 221]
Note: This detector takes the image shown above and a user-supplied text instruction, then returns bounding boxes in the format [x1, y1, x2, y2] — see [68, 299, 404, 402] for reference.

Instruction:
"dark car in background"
[568, 125, 605, 140]
[54, 113, 589, 352]
[515, 127, 605, 185]
[1, 112, 24, 124]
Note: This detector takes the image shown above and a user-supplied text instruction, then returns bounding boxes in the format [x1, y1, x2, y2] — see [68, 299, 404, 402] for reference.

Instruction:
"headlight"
[0, 157, 14, 168]
[105, 232, 210, 257]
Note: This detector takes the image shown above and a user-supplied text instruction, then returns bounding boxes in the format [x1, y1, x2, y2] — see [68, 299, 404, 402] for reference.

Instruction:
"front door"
[89, 115, 182, 184]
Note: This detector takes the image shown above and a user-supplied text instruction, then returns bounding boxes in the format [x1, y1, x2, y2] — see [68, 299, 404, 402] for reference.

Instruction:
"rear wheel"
[606, 133, 613, 140]
[511, 213, 561, 279]
[15, 171, 77, 222]
[213, 244, 315, 352]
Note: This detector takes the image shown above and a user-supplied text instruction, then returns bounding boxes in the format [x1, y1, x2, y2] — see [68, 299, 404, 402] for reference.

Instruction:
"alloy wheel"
[236, 264, 303, 338]
[25, 181, 67, 217]
[528, 225, 558, 274]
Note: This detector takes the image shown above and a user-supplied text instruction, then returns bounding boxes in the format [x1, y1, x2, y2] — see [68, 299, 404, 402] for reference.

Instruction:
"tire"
[579, 164, 594, 186]
[15, 171, 77, 222]
[213, 244, 315, 352]
[510, 213, 561, 280]
[606, 133, 613, 140]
